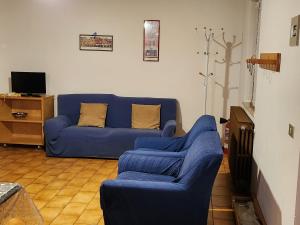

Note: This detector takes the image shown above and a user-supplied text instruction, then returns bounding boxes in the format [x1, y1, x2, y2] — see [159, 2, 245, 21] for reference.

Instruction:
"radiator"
[229, 106, 254, 195]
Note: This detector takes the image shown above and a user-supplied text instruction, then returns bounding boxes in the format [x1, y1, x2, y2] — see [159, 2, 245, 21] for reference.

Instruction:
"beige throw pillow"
[78, 103, 108, 128]
[132, 104, 161, 129]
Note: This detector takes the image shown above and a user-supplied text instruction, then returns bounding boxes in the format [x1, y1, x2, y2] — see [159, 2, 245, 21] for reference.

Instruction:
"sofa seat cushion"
[50, 126, 161, 158]
[118, 171, 175, 182]
[61, 126, 161, 139]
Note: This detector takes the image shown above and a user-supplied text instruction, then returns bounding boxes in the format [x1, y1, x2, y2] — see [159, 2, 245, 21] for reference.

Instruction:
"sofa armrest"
[118, 150, 186, 176]
[134, 136, 185, 152]
[100, 180, 197, 225]
[44, 115, 72, 141]
[161, 120, 176, 137]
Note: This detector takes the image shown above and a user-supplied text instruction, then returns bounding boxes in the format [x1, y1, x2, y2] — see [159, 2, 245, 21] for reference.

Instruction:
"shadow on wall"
[175, 101, 185, 136]
[251, 159, 282, 225]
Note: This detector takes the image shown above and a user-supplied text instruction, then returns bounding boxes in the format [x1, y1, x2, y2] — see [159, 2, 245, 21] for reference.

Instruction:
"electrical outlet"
[290, 15, 300, 46]
[288, 124, 295, 138]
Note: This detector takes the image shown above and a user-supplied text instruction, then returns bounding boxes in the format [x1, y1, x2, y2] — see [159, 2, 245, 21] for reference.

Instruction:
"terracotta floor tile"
[81, 182, 100, 192]
[65, 166, 85, 173]
[76, 209, 101, 224]
[44, 169, 65, 176]
[34, 175, 57, 184]
[72, 192, 95, 203]
[51, 214, 79, 225]
[46, 196, 72, 208]
[61, 202, 87, 216]
[0, 147, 233, 225]
[98, 217, 104, 225]
[40, 207, 62, 222]
[35, 189, 59, 201]
[57, 172, 76, 181]
[33, 199, 48, 210]
[57, 187, 81, 197]
[68, 178, 89, 187]
[86, 198, 100, 210]
[26, 183, 46, 194]
[23, 171, 43, 179]
[89, 175, 107, 183]
[14, 167, 32, 174]
[1, 173, 23, 182]
[95, 168, 115, 175]
[85, 164, 102, 170]
[55, 162, 73, 169]
[76, 171, 96, 179]
[47, 180, 69, 189]
[0, 170, 10, 177]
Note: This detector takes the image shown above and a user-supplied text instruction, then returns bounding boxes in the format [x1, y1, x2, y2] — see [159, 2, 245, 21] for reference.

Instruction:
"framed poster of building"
[79, 34, 113, 51]
[143, 20, 160, 62]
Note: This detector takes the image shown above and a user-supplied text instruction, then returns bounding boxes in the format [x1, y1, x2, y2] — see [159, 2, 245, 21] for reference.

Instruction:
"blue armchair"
[100, 131, 223, 225]
[134, 114, 217, 152]
[118, 115, 217, 175]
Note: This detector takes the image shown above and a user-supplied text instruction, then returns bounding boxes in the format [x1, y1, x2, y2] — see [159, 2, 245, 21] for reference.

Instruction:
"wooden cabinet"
[0, 95, 54, 146]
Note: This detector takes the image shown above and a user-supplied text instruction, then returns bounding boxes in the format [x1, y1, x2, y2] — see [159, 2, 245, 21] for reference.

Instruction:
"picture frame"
[143, 20, 160, 62]
[79, 34, 113, 51]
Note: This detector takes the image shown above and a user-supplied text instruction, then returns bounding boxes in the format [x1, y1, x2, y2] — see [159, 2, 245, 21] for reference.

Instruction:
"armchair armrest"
[118, 150, 186, 176]
[161, 119, 176, 137]
[134, 136, 185, 151]
[44, 115, 72, 141]
[100, 180, 198, 225]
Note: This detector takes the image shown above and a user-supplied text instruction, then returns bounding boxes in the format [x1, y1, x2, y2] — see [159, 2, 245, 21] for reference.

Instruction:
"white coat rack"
[195, 27, 218, 114]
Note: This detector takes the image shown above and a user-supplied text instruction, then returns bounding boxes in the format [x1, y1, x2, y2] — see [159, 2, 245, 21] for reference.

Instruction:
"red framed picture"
[143, 20, 160, 62]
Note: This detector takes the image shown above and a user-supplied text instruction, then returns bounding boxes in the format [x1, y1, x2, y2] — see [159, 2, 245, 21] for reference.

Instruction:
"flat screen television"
[11, 72, 46, 96]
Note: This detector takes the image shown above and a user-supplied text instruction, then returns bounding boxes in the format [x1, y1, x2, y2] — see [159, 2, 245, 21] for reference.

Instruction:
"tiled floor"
[0, 146, 235, 225]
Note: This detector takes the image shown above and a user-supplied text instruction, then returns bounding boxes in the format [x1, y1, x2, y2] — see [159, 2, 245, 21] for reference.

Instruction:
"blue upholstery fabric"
[134, 114, 217, 152]
[107, 96, 177, 129]
[46, 127, 161, 158]
[44, 115, 72, 142]
[161, 120, 176, 137]
[118, 150, 186, 176]
[118, 171, 175, 182]
[182, 115, 217, 148]
[100, 131, 223, 225]
[44, 94, 177, 158]
[134, 136, 185, 151]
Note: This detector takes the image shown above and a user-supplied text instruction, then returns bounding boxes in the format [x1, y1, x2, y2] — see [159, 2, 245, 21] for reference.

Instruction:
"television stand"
[21, 93, 42, 97]
[0, 95, 54, 146]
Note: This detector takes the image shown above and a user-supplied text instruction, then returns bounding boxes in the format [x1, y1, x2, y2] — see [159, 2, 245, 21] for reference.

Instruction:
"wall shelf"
[246, 53, 281, 72]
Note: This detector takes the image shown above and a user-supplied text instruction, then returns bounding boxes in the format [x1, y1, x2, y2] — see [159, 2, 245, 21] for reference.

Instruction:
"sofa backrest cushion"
[58, 94, 114, 125]
[183, 115, 217, 149]
[57, 94, 177, 129]
[177, 131, 223, 186]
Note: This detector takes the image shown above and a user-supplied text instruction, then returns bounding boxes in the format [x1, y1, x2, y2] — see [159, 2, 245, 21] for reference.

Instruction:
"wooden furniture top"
[0, 95, 54, 100]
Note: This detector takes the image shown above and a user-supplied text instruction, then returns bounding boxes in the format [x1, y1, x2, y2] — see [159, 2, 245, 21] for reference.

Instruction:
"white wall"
[253, 0, 300, 224]
[0, 0, 245, 130]
[239, 0, 260, 106]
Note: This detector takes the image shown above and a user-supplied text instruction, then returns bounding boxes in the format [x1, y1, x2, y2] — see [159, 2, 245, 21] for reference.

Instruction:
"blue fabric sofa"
[44, 94, 177, 158]
[118, 115, 217, 176]
[100, 130, 223, 225]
